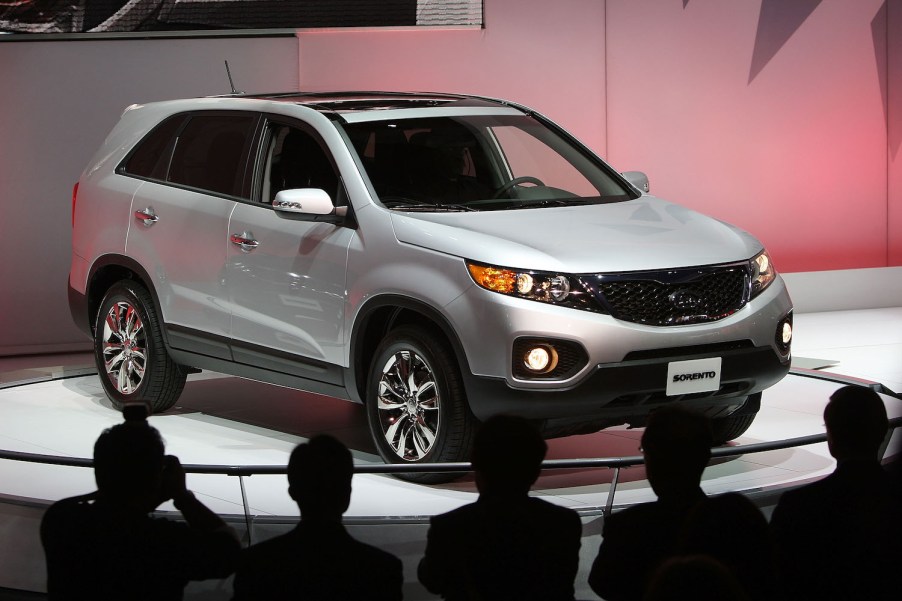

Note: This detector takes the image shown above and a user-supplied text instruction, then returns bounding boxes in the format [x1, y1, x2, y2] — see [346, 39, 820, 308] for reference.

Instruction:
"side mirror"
[273, 189, 347, 223]
[622, 171, 650, 194]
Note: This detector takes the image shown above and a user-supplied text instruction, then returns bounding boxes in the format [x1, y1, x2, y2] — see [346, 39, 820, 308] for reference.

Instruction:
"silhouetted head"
[472, 415, 547, 496]
[288, 435, 353, 521]
[641, 406, 713, 499]
[825, 385, 888, 461]
[93, 421, 165, 511]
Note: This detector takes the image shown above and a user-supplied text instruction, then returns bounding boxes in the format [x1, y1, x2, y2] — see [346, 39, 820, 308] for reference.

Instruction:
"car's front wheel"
[366, 325, 477, 483]
[710, 392, 761, 444]
[94, 280, 187, 414]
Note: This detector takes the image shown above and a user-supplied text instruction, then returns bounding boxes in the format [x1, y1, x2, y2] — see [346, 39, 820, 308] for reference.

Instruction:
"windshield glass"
[339, 114, 635, 211]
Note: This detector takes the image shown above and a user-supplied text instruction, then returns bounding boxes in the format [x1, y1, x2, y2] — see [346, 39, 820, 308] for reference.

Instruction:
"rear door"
[124, 111, 258, 359]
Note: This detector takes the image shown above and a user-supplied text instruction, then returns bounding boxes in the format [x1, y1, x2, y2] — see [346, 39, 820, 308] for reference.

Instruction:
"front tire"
[710, 392, 761, 444]
[366, 325, 477, 483]
[94, 280, 187, 414]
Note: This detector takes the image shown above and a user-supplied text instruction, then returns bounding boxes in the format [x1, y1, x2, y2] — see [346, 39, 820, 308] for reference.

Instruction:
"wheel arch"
[348, 295, 473, 406]
[86, 255, 163, 339]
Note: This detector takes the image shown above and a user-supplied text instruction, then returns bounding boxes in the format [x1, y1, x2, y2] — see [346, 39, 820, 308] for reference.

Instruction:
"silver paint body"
[70, 95, 792, 412]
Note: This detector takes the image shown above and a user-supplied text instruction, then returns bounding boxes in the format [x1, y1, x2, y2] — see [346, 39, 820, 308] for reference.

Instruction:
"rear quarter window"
[121, 116, 184, 180]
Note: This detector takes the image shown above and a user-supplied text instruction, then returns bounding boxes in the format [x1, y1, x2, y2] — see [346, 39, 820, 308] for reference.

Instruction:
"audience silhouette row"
[41, 386, 901, 600]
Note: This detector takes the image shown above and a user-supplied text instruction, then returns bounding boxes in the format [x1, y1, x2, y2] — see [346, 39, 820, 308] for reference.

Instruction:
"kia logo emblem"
[669, 290, 702, 310]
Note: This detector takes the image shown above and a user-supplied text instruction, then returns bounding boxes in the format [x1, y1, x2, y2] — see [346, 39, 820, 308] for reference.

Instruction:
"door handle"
[230, 231, 259, 253]
[134, 207, 158, 227]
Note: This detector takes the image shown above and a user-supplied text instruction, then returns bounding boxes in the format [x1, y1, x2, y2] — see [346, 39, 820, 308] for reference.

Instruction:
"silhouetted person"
[769, 384, 902, 601]
[677, 492, 777, 601]
[232, 434, 403, 600]
[418, 414, 582, 601]
[643, 555, 749, 601]
[41, 414, 240, 600]
[588, 406, 713, 601]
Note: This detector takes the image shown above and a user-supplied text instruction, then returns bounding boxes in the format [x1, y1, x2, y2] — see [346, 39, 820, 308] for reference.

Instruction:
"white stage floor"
[1, 308, 901, 520]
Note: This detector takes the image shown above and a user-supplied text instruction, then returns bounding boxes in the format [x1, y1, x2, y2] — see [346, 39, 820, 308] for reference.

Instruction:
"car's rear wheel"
[94, 280, 186, 414]
[710, 392, 761, 444]
[366, 325, 477, 483]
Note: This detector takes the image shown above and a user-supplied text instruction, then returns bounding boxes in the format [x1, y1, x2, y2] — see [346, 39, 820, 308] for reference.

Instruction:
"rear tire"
[366, 325, 477, 483]
[710, 392, 761, 444]
[94, 280, 187, 414]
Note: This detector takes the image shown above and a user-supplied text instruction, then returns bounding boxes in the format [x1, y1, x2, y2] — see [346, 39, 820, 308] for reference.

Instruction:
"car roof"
[236, 91, 514, 115]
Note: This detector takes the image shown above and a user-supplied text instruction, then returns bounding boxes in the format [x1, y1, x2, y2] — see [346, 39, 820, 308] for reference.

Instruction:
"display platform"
[1, 307, 900, 599]
[1, 352, 900, 521]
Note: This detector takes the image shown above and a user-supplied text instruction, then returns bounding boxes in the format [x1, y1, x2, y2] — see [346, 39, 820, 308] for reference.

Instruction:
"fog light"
[524, 346, 558, 374]
[776, 312, 793, 354]
[781, 322, 792, 345]
[512, 337, 587, 380]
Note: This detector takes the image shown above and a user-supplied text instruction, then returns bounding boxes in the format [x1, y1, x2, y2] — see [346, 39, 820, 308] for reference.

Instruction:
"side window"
[121, 116, 184, 180]
[262, 124, 340, 203]
[168, 114, 256, 197]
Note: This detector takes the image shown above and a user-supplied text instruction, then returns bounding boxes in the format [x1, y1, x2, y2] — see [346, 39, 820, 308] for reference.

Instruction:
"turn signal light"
[467, 263, 517, 293]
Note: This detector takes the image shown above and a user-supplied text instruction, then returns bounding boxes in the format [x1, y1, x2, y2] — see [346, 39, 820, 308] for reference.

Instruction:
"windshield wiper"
[382, 198, 476, 212]
[509, 198, 590, 209]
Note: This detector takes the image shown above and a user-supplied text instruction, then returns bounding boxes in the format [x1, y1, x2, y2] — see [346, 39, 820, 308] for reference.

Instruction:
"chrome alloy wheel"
[100, 300, 147, 395]
[376, 350, 441, 461]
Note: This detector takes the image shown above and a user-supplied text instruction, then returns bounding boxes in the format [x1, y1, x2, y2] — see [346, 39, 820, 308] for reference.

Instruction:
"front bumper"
[447, 269, 793, 386]
[462, 341, 790, 423]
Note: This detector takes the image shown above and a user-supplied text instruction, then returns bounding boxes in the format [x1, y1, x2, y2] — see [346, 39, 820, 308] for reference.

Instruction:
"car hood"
[389, 197, 763, 273]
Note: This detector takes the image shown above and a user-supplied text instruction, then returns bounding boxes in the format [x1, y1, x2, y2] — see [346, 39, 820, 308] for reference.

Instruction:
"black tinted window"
[168, 114, 256, 197]
[122, 116, 183, 180]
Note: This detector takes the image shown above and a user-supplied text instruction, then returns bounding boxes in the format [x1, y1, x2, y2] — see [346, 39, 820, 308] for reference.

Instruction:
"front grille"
[587, 265, 749, 326]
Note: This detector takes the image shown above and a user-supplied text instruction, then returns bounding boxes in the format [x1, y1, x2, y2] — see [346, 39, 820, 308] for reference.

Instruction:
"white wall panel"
[606, 0, 891, 273]
[0, 36, 299, 355]
[296, 0, 608, 157]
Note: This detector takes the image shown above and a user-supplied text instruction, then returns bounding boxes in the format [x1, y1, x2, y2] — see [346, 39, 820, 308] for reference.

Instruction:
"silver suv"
[69, 92, 793, 480]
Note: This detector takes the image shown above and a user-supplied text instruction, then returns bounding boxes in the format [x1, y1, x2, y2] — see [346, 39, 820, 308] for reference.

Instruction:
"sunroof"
[251, 92, 501, 113]
[312, 98, 458, 112]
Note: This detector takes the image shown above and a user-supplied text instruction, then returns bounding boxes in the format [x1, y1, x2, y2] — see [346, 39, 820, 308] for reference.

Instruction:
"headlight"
[466, 261, 595, 309]
[750, 250, 776, 298]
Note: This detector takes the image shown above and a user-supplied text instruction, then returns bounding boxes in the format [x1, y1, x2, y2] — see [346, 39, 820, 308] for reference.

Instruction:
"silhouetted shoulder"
[43, 494, 238, 601]
[770, 462, 902, 601]
[419, 497, 580, 601]
[524, 497, 583, 535]
[590, 495, 707, 601]
[233, 522, 402, 601]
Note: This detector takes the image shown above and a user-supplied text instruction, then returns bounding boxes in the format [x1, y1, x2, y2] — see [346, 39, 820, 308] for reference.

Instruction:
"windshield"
[339, 114, 636, 211]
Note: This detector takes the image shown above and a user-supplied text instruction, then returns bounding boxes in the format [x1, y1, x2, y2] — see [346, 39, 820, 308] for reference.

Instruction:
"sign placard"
[666, 357, 722, 396]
